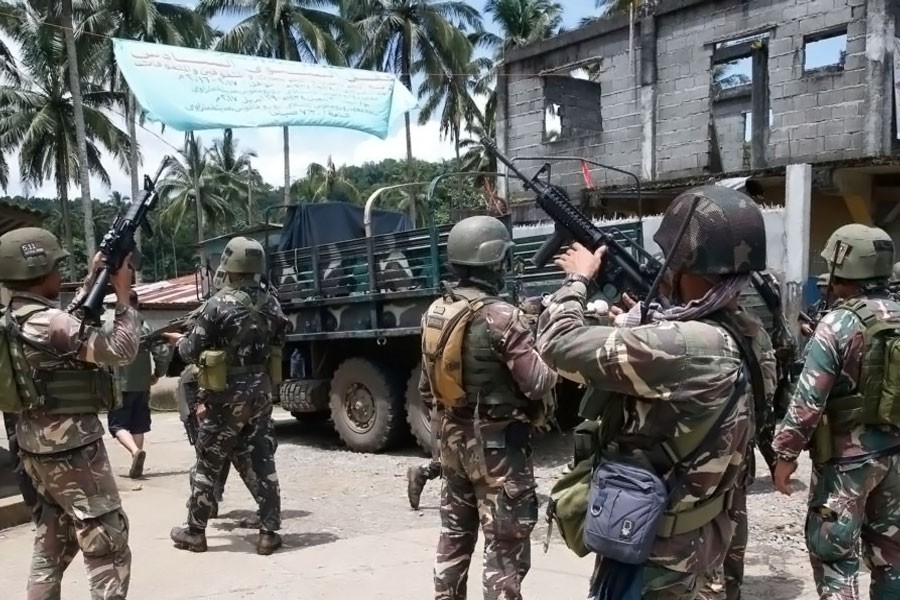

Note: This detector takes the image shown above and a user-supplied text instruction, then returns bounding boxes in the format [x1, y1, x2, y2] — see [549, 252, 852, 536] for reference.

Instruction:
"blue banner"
[112, 39, 418, 137]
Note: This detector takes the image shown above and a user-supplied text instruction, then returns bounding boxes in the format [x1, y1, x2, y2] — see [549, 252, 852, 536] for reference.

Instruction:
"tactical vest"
[822, 298, 900, 431]
[421, 286, 527, 410]
[196, 287, 280, 392]
[0, 303, 116, 415]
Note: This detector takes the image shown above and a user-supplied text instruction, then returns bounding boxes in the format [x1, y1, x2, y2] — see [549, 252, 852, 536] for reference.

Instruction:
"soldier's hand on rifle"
[110, 253, 134, 305]
[554, 243, 607, 279]
[195, 403, 207, 421]
[161, 332, 183, 346]
[801, 322, 815, 337]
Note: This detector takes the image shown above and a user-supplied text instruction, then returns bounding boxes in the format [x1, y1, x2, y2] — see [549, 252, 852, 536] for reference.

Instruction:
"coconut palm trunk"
[127, 92, 143, 282]
[61, 0, 96, 265]
[283, 126, 290, 204]
[400, 24, 416, 225]
[55, 144, 77, 278]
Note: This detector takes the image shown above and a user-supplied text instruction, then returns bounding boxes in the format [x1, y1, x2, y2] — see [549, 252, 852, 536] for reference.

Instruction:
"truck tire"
[329, 357, 405, 453]
[404, 362, 432, 455]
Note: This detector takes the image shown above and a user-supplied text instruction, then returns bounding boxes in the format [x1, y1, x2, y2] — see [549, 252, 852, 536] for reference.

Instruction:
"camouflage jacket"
[418, 286, 557, 425]
[772, 293, 900, 461]
[536, 280, 777, 575]
[106, 314, 171, 392]
[14, 290, 140, 454]
[176, 282, 290, 403]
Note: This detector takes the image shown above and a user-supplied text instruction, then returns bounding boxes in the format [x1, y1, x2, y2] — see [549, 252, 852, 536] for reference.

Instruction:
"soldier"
[165, 237, 289, 555]
[0, 228, 139, 598]
[406, 402, 442, 510]
[800, 273, 832, 338]
[422, 216, 557, 600]
[536, 187, 777, 599]
[773, 224, 900, 598]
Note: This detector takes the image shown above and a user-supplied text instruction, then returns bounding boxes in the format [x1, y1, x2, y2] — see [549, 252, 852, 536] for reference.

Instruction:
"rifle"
[482, 138, 661, 305]
[75, 161, 167, 323]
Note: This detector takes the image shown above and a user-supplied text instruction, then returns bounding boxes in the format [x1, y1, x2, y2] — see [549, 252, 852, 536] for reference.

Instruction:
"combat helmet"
[0, 227, 69, 281]
[890, 261, 900, 284]
[219, 236, 266, 275]
[653, 186, 767, 275]
[447, 216, 513, 268]
[821, 224, 894, 281]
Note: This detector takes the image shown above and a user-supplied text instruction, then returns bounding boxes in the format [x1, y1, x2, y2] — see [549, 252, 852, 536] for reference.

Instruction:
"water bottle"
[290, 349, 305, 379]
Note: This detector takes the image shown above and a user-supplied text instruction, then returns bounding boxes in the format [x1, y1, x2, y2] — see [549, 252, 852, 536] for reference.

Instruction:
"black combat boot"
[237, 512, 262, 529]
[170, 526, 208, 552]
[407, 465, 429, 510]
[257, 531, 282, 555]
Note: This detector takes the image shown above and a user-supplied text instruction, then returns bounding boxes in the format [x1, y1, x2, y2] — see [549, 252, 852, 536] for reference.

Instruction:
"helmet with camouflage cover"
[890, 261, 900, 284]
[821, 224, 893, 280]
[653, 186, 767, 275]
[447, 216, 513, 268]
[219, 236, 266, 275]
[0, 227, 69, 281]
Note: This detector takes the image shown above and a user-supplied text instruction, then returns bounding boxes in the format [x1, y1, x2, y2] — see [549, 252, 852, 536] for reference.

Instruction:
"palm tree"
[0, 5, 132, 279]
[156, 133, 235, 259]
[484, 0, 562, 57]
[196, 0, 350, 206]
[416, 32, 493, 161]
[304, 156, 360, 202]
[341, 0, 480, 197]
[208, 128, 262, 224]
[82, 0, 214, 280]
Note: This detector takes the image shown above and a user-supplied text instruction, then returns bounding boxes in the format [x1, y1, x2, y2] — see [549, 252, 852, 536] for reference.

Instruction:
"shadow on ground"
[212, 509, 312, 532]
[742, 573, 808, 599]
[208, 531, 340, 554]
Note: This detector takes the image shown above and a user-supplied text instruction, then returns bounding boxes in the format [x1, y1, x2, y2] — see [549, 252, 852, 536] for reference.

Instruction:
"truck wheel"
[404, 362, 432, 455]
[329, 357, 404, 453]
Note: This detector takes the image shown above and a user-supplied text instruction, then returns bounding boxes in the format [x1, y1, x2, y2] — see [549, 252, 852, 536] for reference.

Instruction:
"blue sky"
[6, 1, 848, 198]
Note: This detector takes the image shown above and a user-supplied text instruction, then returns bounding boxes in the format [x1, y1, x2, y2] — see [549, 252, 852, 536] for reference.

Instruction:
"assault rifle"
[76, 161, 168, 323]
[482, 137, 794, 474]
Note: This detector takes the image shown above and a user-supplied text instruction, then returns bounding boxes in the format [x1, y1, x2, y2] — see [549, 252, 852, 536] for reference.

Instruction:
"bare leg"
[132, 433, 145, 451]
[114, 430, 140, 456]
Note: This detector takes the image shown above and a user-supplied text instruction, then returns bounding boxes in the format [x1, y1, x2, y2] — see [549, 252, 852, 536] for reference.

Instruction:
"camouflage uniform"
[170, 237, 289, 555]
[537, 187, 777, 599]
[0, 228, 140, 600]
[773, 225, 900, 598]
[407, 401, 443, 510]
[425, 216, 558, 600]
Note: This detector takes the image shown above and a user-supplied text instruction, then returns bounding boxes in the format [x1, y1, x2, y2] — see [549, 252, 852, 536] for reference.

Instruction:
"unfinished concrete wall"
[500, 0, 888, 194]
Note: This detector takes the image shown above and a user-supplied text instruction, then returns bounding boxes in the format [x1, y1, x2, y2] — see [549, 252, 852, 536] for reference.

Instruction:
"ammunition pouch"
[198, 350, 228, 392]
[31, 366, 117, 415]
[546, 458, 593, 557]
[572, 420, 600, 465]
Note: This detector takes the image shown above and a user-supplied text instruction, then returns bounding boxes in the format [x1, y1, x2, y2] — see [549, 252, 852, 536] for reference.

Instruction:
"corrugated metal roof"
[0, 200, 44, 235]
[103, 274, 204, 309]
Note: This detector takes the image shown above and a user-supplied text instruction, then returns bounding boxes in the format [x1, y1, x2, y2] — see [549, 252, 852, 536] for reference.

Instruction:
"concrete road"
[0, 410, 859, 598]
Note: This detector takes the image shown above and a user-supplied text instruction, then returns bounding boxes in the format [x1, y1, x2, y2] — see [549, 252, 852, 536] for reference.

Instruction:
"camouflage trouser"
[21, 440, 130, 600]
[187, 397, 281, 532]
[806, 454, 900, 598]
[641, 565, 701, 599]
[3, 412, 37, 507]
[424, 405, 442, 479]
[434, 417, 538, 600]
[697, 483, 748, 600]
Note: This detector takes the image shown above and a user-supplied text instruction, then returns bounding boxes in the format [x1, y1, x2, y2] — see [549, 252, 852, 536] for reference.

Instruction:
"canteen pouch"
[546, 457, 593, 557]
[0, 319, 25, 412]
[268, 346, 283, 386]
[572, 419, 600, 465]
[197, 350, 227, 392]
[583, 458, 668, 564]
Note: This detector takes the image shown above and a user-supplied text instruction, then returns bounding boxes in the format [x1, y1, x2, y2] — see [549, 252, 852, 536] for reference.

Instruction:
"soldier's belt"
[657, 489, 734, 538]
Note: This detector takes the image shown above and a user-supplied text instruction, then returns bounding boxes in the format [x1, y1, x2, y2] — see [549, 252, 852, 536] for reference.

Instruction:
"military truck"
[262, 176, 648, 454]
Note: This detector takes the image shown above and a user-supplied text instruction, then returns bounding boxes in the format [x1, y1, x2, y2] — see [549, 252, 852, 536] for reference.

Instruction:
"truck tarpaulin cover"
[278, 202, 414, 251]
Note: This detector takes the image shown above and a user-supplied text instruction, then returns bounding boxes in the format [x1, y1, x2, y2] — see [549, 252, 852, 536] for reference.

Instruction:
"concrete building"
[496, 0, 900, 313]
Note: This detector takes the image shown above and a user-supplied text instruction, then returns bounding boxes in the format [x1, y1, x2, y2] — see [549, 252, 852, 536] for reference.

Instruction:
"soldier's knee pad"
[491, 480, 538, 541]
[77, 509, 130, 558]
[805, 507, 857, 563]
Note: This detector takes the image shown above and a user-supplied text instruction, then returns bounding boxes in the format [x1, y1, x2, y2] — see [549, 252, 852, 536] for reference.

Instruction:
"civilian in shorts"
[107, 289, 172, 478]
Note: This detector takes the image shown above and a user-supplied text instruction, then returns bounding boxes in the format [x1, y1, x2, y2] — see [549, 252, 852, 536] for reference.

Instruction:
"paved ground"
[0, 409, 870, 598]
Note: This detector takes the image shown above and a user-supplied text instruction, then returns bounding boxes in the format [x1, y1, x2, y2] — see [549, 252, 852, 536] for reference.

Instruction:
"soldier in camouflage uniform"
[536, 187, 777, 599]
[800, 273, 832, 338]
[165, 236, 289, 555]
[773, 224, 900, 598]
[423, 216, 558, 600]
[0, 228, 140, 599]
